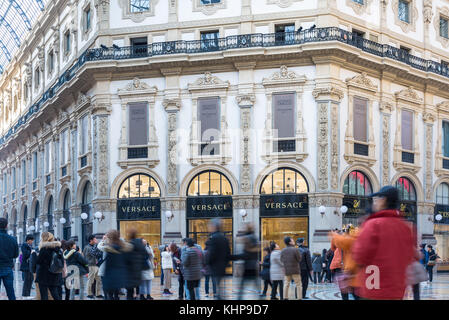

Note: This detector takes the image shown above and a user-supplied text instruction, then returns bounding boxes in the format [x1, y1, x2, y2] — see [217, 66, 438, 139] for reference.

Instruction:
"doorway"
[119, 220, 162, 276]
[260, 217, 309, 252]
[187, 218, 233, 274]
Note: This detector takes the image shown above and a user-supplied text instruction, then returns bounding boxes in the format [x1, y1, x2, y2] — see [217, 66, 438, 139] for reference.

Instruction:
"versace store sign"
[259, 194, 308, 217]
[186, 196, 233, 218]
[117, 198, 161, 220]
[435, 205, 449, 225]
[342, 196, 370, 218]
[399, 202, 417, 223]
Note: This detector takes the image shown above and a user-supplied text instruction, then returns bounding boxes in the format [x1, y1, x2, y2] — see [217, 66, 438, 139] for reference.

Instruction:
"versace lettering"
[264, 202, 304, 209]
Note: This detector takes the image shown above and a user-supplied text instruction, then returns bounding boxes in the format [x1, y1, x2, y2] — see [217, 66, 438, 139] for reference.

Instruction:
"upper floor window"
[11, 167, 16, 191]
[22, 160, 26, 186]
[401, 109, 413, 151]
[3, 173, 6, 194]
[84, 6, 91, 30]
[353, 97, 369, 156]
[80, 116, 88, 155]
[260, 168, 308, 195]
[198, 97, 220, 156]
[343, 170, 372, 196]
[275, 24, 295, 43]
[273, 93, 295, 153]
[353, 0, 364, 4]
[436, 183, 449, 205]
[48, 50, 54, 74]
[127, 102, 149, 159]
[187, 170, 232, 196]
[130, 0, 150, 13]
[61, 129, 69, 165]
[34, 67, 40, 89]
[200, 30, 219, 51]
[64, 30, 71, 54]
[32, 152, 38, 180]
[440, 15, 449, 39]
[118, 173, 160, 198]
[398, 0, 410, 23]
[45, 141, 52, 174]
[201, 0, 222, 4]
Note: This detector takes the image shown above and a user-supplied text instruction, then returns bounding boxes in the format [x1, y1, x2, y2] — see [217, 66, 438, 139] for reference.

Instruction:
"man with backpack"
[20, 234, 35, 298]
[0, 217, 19, 300]
[83, 235, 104, 299]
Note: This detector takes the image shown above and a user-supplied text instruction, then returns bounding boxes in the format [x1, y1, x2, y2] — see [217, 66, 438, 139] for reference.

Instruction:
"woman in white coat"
[139, 240, 155, 300]
[269, 242, 285, 300]
[161, 245, 173, 295]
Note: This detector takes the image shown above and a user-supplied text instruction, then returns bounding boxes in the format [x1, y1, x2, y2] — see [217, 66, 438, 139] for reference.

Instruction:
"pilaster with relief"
[236, 94, 255, 194]
[163, 98, 181, 195]
[379, 99, 394, 186]
[423, 111, 435, 201]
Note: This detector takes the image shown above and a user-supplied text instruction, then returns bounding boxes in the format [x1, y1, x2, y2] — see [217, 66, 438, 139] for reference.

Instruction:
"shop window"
[198, 97, 220, 156]
[260, 168, 308, 194]
[395, 177, 416, 201]
[118, 173, 160, 198]
[343, 170, 372, 196]
[436, 183, 449, 205]
[187, 170, 232, 196]
[273, 93, 295, 153]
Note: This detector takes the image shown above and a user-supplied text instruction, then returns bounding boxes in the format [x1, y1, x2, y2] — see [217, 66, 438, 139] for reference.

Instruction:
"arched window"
[63, 190, 71, 240]
[47, 196, 54, 234]
[436, 183, 449, 205]
[22, 206, 27, 240]
[34, 201, 40, 219]
[118, 174, 160, 198]
[260, 168, 308, 194]
[82, 181, 93, 205]
[187, 170, 233, 196]
[63, 190, 71, 210]
[343, 170, 373, 196]
[395, 177, 417, 201]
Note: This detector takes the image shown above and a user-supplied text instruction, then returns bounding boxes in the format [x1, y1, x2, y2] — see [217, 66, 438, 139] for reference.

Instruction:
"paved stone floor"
[2, 270, 449, 300]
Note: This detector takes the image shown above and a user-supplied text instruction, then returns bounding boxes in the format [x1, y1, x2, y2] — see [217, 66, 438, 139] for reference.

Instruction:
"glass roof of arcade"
[0, 0, 48, 74]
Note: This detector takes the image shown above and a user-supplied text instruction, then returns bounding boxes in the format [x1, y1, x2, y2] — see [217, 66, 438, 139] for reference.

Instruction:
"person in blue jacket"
[0, 218, 19, 300]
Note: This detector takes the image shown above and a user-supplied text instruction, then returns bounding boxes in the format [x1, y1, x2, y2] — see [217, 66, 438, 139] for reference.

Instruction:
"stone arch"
[432, 177, 449, 203]
[390, 171, 424, 202]
[19, 202, 28, 223]
[76, 174, 94, 205]
[58, 184, 71, 210]
[254, 161, 316, 195]
[339, 164, 380, 194]
[30, 197, 40, 219]
[42, 190, 54, 217]
[9, 207, 17, 227]
[180, 164, 239, 197]
[110, 167, 167, 199]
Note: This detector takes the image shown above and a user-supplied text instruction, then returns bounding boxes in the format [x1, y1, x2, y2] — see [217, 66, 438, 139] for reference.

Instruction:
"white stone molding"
[163, 98, 182, 195]
[118, 0, 159, 23]
[267, 0, 303, 8]
[346, 0, 373, 15]
[433, 6, 449, 48]
[117, 78, 159, 169]
[435, 101, 449, 178]
[261, 65, 308, 163]
[187, 72, 231, 166]
[193, 0, 227, 15]
[423, 0, 433, 24]
[392, 0, 418, 33]
[344, 73, 378, 167]
[392, 87, 423, 173]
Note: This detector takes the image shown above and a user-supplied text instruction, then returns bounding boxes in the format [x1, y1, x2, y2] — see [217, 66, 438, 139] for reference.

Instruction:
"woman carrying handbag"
[406, 248, 428, 300]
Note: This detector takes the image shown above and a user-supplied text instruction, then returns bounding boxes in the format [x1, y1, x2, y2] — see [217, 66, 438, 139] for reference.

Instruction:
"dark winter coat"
[125, 238, 149, 288]
[83, 243, 102, 266]
[35, 241, 63, 287]
[232, 232, 259, 275]
[0, 229, 19, 269]
[260, 253, 271, 281]
[30, 249, 38, 274]
[298, 245, 312, 271]
[280, 245, 302, 275]
[181, 246, 203, 281]
[201, 249, 212, 276]
[64, 249, 89, 275]
[312, 253, 323, 273]
[206, 231, 231, 276]
[100, 241, 133, 291]
[20, 243, 32, 272]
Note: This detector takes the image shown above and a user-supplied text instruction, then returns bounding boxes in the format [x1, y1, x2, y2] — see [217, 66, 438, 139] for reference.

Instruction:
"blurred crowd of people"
[0, 185, 443, 301]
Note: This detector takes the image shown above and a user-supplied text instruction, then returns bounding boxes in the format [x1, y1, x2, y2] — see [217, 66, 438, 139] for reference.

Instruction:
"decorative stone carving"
[189, 72, 230, 89]
[267, 0, 303, 8]
[423, 111, 436, 124]
[312, 86, 344, 102]
[262, 65, 307, 85]
[37, 46, 45, 72]
[382, 114, 390, 186]
[237, 94, 255, 193]
[24, 63, 32, 88]
[424, 0, 433, 24]
[317, 102, 328, 191]
[345, 72, 378, 92]
[163, 98, 181, 195]
[425, 123, 433, 201]
[392, 0, 419, 33]
[379, 101, 394, 113]
[346, 0, 373, 15]
[433, 6, 449, 48]
[394, 86, 423, 105]
[119, 78, 154, 93]
[51, 26, 60, 54]
[93, 115, 109, 197]
[118, 0, 158, 23]
[193, 0, 227, 15]
[236, 94, 255, 106]
[330, 104, 339, 190]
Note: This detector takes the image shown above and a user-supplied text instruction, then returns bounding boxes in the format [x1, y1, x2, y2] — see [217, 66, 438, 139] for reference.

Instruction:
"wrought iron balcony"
[2, 27, 449, 147]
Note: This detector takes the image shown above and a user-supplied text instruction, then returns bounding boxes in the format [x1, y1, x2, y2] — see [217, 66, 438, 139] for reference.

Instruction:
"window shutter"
[199, 98, 220, 142]
[401, 110, 413, 150]
[353, 97, 367, 142]
[273, 93, 295, 138]
[443, 121, 449, 157]
[128, 102, 148, 146]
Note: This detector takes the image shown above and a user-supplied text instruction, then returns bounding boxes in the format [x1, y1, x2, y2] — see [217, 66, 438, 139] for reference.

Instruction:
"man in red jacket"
[352, 186, 415, 300]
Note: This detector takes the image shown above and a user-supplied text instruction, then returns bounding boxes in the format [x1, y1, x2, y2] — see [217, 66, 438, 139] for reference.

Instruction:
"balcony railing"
[2, 28, 449, 147]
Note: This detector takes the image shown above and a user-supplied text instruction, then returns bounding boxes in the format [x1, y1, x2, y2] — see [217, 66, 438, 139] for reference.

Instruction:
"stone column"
[311, 85, 344, 253]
